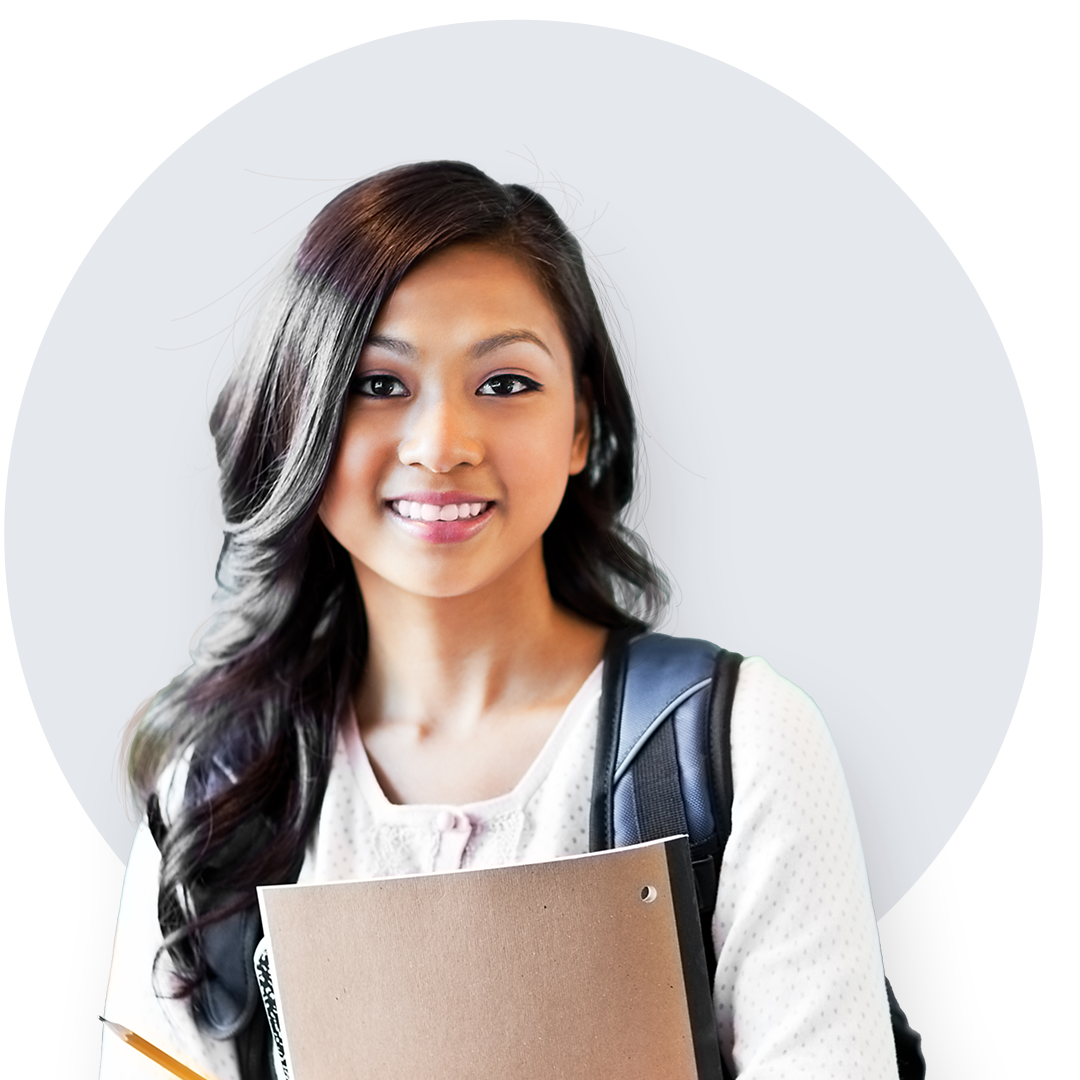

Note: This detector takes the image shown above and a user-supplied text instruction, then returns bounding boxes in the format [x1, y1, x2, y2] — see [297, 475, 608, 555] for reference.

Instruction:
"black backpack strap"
[589, 627, 635, 852]
[886, 978, 926, 1080]
[694, 647, 743, 974]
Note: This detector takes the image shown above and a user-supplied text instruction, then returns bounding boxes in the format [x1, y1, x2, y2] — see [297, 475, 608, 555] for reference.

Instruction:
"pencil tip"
[99, 1015, 127, 1041]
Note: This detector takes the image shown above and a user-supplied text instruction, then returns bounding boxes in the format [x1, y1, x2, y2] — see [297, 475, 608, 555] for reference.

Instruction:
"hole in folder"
[640, 885, 657, 903]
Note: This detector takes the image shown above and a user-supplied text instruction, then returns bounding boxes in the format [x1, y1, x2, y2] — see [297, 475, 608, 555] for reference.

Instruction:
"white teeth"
[393, 500, 489, 521]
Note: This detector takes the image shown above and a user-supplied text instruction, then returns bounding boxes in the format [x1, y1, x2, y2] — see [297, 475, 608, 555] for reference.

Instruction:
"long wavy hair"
[128, 160, 667, 1007]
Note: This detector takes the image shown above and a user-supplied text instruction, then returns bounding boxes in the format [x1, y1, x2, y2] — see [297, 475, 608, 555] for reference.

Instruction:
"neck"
[353, 545, 607, 736]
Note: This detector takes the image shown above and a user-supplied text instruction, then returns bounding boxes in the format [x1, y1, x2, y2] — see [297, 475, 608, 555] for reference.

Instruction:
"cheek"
[502, 407, 580, 504]
[341, 412, 388, 477]
[317, 467, 348, 538]
[319, 425, 380, 530]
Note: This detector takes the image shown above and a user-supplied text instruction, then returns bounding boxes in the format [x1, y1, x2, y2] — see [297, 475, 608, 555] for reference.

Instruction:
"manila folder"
[257, 835, 720, 1080]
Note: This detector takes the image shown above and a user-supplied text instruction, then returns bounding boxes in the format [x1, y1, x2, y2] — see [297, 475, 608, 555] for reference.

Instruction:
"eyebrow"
[469, 330, 552, 359]
[364, 333, 416, 357]
[362, 329, 552, 360]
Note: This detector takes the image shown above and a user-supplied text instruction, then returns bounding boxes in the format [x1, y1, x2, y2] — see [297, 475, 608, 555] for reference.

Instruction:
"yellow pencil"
[99, 1017, 218, 1080]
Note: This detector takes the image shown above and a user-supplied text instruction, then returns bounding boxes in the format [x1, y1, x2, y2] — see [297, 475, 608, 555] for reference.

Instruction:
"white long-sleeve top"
[100, 656, 900, 1079]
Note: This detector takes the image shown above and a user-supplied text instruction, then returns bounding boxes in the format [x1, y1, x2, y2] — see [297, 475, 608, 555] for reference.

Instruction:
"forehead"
[372, 243, 565, 343]
[367, 240, 578, 375]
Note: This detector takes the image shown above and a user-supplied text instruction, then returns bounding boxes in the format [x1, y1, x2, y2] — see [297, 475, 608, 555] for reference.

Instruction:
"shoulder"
[731, 652, 822, 716]
[617, 636, 848, 815]
[727, 654, 859, 847]
[619, 635, 845, 785]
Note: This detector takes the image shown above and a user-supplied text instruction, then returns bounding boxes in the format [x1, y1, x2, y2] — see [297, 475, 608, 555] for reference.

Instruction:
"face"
[318, 243, 590, 601]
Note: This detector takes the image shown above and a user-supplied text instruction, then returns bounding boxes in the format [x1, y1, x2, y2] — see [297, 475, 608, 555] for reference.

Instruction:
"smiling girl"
[321, 241, 605, 808]
[102, 161, 901, 1079]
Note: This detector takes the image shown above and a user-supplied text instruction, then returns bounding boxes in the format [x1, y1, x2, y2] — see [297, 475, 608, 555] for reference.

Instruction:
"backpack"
[591, 630, 925, 1080]
[177, 631, 925, 1080]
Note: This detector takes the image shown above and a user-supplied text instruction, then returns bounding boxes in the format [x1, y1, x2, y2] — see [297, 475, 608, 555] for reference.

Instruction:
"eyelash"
[350, 374, 544, 398]
[476, 374, 543, 396]
[351, 374, 408, 398]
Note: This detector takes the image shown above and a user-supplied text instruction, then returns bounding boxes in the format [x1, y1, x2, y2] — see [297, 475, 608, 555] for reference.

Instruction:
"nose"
[397, 397, 484, 473]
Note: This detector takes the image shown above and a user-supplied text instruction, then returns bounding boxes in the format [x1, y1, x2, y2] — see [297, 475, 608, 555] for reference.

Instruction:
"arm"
[100, 817, 242, 1080]
[712, 656, 899, 1080]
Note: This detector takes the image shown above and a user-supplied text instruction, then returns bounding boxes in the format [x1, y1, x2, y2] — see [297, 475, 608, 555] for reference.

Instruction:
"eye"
[351, 374, 409, 398]
[476, 374, 543, 397]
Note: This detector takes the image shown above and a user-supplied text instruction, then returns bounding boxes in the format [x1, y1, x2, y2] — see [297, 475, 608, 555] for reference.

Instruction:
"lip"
[384, 491, 497, 544]
[388, 490, 494, 506]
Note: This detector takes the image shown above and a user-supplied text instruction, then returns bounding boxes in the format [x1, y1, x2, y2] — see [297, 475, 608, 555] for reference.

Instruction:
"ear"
[568, 377, 593, 477]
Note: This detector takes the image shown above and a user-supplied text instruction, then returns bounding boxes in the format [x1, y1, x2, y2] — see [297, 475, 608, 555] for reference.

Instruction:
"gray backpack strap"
[195, 906, 265, 1038]
[590, 633, 742, 960]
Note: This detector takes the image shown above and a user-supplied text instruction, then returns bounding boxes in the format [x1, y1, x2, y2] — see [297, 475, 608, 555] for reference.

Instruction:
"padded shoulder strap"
[593, 631, 710, 848]
[612, 634, 720, 789]
[590, 632, 743, 922]
[591, 632, 741, 854]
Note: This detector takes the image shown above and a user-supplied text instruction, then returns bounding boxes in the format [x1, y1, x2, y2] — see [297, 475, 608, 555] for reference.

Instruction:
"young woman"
[102, 161, 900, 1079]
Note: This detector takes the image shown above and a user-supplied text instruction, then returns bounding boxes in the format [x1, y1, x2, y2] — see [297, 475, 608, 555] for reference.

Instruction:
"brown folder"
[257, 835, 720, 1079]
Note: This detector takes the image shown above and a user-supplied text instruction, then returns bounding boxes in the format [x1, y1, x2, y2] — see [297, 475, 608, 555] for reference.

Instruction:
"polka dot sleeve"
[711, 656, 899, 1079]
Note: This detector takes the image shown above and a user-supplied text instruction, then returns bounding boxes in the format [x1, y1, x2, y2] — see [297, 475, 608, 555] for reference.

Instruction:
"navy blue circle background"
[5, 22, 1040, 915]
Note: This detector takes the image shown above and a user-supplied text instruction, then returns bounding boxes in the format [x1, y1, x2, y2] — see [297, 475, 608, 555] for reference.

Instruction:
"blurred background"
[885, 154, 993, 1036]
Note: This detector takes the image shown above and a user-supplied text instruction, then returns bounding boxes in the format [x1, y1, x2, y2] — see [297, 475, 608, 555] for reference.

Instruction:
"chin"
[361, 562, 494, 601]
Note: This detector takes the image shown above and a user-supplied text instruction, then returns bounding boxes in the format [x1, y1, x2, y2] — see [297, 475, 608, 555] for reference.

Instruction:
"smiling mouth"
[389, 499, 493, 522]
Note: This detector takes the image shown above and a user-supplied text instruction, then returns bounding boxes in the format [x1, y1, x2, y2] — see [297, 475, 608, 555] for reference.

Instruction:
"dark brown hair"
[129, 161, 667, 1014]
